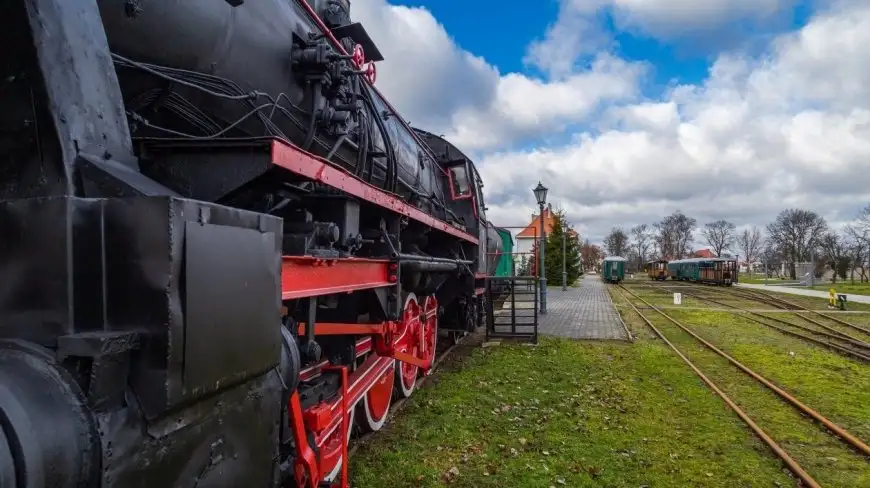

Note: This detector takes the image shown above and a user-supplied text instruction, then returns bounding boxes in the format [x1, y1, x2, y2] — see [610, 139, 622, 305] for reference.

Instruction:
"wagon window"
[448, 165, 471, 199]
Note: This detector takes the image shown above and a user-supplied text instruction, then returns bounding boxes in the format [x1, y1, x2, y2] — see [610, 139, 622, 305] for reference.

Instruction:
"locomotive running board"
[281, 256, 396, 299]
[269, 139, 479, 245]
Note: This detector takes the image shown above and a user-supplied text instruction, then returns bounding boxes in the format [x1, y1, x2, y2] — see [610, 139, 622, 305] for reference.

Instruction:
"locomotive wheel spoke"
[395, 293, 422, 398]
[421, 295, 438, 376]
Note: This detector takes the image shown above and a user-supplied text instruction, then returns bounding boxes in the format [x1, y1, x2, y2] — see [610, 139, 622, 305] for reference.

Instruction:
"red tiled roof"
[693, 249, 716, 258]
[516, 205, 578, 239]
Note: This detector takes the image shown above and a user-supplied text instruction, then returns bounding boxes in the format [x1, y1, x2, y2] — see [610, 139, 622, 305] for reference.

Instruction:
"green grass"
[626, 277, 870, 312]
[350, 336, 796, 487]
[664, 309, 870, 442]
[740, 276, 797, 285]
[613, 285, 870, 487]
[803, 283, 870, 296]
[645, 309, 870, 487]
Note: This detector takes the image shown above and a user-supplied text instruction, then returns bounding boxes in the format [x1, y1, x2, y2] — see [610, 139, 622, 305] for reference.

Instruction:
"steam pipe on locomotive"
[0, 0, 507, 487]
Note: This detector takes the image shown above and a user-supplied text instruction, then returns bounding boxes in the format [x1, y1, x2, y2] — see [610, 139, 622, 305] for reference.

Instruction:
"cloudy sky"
[353, 0, 870, 245]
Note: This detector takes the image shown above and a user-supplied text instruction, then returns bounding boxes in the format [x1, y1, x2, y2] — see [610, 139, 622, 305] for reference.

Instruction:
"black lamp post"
[533, 182, 548, 314]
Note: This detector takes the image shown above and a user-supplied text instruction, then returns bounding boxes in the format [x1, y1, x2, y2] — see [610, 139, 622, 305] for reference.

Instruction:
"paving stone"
[538, 276, 629, 340]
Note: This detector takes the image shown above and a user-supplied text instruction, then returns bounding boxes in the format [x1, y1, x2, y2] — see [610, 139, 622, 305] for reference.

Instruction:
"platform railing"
[484, 275, 538, 344]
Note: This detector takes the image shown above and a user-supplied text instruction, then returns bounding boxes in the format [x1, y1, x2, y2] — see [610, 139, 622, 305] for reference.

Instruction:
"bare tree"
[580, 239, 605, 271]
[760, 241, 785, 278]
[819, 232, 850, 283]
[630, 224, 653, 271]
[846, 211, 870, 283]
[701, 220, 737, 256]
[654, 211, 697, 259]
[766, 209, 829, 279]
[858, 204, 870, 233]
[737, 226, 764, 274]
[603, 227, 629, 257]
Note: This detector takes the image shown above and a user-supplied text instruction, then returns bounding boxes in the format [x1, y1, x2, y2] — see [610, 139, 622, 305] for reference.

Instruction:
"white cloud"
[353, 0, 870, 246]
[611, 0, 789, 35]
[445, 55, 646, 152]
[480, 1, 870, 243]
[352, 0, 645, 153]
[526, 0, 794, 77]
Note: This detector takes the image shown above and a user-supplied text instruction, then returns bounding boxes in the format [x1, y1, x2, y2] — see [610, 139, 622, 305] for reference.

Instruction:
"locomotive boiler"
[0, 0, 503, 487]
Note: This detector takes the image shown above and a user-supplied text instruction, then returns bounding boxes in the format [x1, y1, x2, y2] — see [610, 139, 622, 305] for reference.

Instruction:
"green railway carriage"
[602, 256, 628, 284]
[486, 227, 515, 296]
[493, 227, 515, 278]
[667, 258, 738, 286]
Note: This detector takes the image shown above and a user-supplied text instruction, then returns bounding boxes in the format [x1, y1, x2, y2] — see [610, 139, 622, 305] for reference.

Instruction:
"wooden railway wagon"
[602, 256, 628, 284]
[668, 258, 739, 286]
[645, 259, 670, 280]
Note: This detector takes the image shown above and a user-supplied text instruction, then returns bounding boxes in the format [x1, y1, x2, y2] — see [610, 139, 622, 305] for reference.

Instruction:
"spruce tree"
[544, 210, 582, 286]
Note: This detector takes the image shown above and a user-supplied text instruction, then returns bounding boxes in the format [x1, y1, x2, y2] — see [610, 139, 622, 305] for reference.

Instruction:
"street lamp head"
[533, 181, 548, 207]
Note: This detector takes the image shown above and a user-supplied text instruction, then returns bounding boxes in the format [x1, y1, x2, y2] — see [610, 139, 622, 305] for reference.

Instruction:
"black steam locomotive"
[0, 1, 505, 486]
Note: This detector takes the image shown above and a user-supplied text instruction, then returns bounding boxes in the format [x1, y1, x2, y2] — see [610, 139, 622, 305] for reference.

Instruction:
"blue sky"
[370, 0, 870, 243]
[393, 0, 817, 94]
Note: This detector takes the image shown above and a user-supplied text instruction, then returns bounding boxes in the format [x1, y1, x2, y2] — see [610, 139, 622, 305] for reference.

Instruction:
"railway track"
[615, 285, 870, 487]
[631, 282, 870, 362]
[725, 287, 870, 336]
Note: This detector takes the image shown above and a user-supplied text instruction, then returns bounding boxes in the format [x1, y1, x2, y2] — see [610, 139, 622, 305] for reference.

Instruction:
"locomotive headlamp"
[533, 181, 548, 206]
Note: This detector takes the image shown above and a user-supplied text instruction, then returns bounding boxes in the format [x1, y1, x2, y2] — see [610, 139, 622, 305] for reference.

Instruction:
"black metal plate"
[182, 221, 280, 396]
[331, 22, 385, 62]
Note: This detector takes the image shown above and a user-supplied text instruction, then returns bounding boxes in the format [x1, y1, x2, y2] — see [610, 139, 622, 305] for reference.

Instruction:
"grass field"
[739, 276, 796, 285]
[738, 276, 870, 296]
[350, 337, 797, 487]
[804, 283, 870, 296]
[349, 282, 870, 487]
[615, 284, 870, 487]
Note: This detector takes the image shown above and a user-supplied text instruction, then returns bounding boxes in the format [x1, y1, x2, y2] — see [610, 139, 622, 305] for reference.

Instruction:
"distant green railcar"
[602, 256, 627, 284]
[667, 258, 738, 286]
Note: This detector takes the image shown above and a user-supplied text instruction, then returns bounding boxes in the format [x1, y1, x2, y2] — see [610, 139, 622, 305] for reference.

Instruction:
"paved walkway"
[736, 283, 870, 304]
[538, 276, 630, 340]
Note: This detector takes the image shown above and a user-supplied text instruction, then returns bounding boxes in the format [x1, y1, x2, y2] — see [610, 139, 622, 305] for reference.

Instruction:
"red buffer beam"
[281, 256, 396, 300]
[270, 140, 479, 245]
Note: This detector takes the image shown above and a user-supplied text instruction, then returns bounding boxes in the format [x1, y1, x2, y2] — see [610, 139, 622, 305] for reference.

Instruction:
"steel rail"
[620, 285, 870, 457]
[613, 287, 822, 488]
[680, 285, 869, 346]
[734, 288, 870, 336]
[635, 284, 870, 362]
[698, 287, 869, 348]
